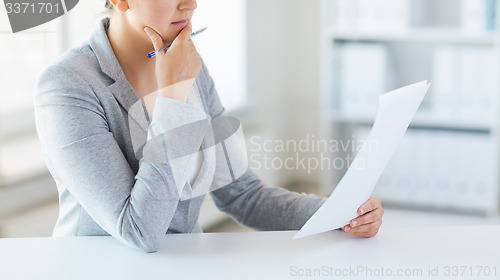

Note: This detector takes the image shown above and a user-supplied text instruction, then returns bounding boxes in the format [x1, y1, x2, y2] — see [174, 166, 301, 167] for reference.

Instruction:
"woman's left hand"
[342, 197, 384, 238]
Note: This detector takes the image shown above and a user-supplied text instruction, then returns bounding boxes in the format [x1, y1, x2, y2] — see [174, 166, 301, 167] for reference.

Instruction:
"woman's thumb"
[144, 27, 164, 51]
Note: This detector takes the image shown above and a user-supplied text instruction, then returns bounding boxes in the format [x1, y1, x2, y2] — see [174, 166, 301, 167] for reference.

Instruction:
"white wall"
[246, 0, 322, 188]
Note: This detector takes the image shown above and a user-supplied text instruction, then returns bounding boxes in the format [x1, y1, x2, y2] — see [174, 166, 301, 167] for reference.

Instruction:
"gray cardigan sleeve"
[35, 64, 205, 253]
[199, 63, 327, 231]
[211, 170, 327, 230]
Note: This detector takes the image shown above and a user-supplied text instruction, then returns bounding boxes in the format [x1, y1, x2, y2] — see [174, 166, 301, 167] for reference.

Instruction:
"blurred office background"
[1, 0, 499, 237]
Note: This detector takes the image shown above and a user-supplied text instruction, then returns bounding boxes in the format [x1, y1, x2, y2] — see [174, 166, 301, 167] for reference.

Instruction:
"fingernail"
[351, 220, 357, 227]
[144, 27, 152, 36]
[344, 225, 350, 231]
[359, 209, 364, 215]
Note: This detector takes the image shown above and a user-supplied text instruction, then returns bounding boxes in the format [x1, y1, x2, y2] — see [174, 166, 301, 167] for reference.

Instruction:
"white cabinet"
[320, 0, 500, 216]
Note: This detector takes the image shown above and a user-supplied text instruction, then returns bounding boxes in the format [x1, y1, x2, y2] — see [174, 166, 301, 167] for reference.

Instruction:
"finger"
[350, 208, 383, 228]
[343, 219, 382, 236]
[349, 230, 379, 238]
[358, 196, 381, 215]
[144, 27, 164, 51]
[177, 21, 193, 42]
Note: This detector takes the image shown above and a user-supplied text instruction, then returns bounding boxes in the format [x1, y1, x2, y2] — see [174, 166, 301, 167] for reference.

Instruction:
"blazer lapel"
[87, 18, 150, 134]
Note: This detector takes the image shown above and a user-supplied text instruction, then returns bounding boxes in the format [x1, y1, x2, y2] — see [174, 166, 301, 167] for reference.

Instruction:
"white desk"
[0, 226, 499, 280]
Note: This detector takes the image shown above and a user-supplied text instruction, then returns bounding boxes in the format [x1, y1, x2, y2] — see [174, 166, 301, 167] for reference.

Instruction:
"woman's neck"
[106, 15, 156, 84]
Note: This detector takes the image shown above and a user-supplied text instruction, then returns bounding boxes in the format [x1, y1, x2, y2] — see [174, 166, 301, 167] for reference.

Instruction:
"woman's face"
[126, 0, 197, 44]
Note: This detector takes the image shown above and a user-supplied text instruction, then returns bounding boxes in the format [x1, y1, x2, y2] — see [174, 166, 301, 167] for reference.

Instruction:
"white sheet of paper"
[294, 81, 430, 239]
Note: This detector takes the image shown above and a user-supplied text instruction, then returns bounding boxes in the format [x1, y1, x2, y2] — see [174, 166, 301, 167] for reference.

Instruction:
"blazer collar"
[88, 18, 149, 133]
[88, 18, 122, 82]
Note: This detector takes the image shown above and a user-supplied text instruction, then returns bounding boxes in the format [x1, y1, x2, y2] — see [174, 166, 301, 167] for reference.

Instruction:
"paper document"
[294, 81, 430, 239]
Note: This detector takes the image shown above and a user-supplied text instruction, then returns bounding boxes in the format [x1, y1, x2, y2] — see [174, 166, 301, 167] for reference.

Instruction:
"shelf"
[328, 28, 497, 45]
[320, 0, 500, 216]
[329, 110, 493, 132]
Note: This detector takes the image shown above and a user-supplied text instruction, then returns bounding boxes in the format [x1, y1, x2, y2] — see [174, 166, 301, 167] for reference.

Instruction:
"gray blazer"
[34, 18, 325, 252]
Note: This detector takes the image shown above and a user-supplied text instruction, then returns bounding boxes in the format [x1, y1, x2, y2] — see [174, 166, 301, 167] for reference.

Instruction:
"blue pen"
[147, 27, 208, 58]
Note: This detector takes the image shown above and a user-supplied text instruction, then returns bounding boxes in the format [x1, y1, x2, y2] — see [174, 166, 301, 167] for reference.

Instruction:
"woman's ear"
[109, 0, 130, 13]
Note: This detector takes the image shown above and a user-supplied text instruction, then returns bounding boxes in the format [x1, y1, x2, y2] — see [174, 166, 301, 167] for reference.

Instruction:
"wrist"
[157, 78, 196, 103]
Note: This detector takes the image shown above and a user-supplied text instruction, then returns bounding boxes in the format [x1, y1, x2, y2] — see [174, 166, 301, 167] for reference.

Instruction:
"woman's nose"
[179, 0, 197, 11]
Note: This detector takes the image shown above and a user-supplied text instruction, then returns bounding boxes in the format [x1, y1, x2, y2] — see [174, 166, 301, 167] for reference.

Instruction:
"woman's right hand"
[144, 22, 202, 102]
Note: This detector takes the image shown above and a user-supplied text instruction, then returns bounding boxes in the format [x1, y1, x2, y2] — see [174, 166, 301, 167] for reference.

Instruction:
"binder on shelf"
[367, 128, 497, 215]
[485, 0, 496, 30]
[331, 0, 496, 35]
[338, 43, 387, 115]
[432, 46, 461, 118]
[331, 0, 358, 33]
[432, 46, 497, 124]
[461, 0, 496, 33]
[460, 47, 498, 120]
[356, 0, 380, 33]
[379, 0, 411, 34]
[331, 0, 410, 34]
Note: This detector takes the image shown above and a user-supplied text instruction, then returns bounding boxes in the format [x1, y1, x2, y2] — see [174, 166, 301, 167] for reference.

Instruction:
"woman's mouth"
[171, 20, 188, 28]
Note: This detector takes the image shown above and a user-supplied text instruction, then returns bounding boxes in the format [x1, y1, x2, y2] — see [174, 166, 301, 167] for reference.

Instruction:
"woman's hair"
[105, 0, 113, 10]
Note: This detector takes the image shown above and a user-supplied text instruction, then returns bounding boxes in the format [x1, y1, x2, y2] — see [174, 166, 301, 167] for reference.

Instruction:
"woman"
[34, 0, 384, 253]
